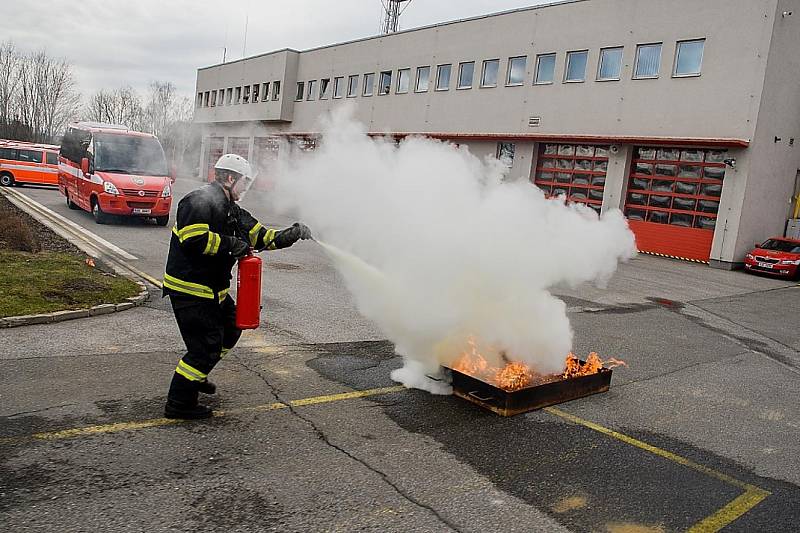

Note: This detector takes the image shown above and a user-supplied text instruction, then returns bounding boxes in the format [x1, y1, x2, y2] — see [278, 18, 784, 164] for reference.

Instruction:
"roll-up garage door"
[624, 147, 726, 262]
[252, 136, 280, 191]
[533, 143, 609, 215]
[206, 137, 225, 182]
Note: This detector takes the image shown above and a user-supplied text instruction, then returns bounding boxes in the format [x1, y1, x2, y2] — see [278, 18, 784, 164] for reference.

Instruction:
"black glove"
[228, 238, 251, 258]
[272, 223, 312, 248]
[292, 222, 313, 240]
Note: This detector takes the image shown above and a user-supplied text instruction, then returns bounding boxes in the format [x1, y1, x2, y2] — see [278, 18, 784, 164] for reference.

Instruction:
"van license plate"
[133, 208, 152, 215]
[757, 262, 773, 269]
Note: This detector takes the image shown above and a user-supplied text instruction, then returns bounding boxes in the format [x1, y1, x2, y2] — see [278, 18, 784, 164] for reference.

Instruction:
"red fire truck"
[58, 122, 173, 225]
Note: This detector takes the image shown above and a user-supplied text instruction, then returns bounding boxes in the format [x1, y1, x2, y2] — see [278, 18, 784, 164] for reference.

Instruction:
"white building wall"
[192, 0, 800, 268]
[725, 0, 800, 263]
[266, 0, 774, 141]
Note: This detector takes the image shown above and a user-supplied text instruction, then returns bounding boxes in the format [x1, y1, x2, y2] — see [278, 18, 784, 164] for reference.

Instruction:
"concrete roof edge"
[198, 48, 301, 72]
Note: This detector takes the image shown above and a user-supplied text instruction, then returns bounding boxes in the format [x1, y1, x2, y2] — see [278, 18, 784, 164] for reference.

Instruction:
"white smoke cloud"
[273, 107, 636, 394]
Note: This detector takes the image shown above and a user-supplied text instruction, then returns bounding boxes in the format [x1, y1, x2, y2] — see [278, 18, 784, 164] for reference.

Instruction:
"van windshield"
[94, 134, 168, 176]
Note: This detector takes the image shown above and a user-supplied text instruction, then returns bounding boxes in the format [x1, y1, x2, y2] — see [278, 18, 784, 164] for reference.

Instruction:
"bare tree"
[0, 42, 80, 143]
[145, 81, 176, 139]
[38, 56, 81, 141]
[0, 40, 21, 129]
[85, 86, 145, 131]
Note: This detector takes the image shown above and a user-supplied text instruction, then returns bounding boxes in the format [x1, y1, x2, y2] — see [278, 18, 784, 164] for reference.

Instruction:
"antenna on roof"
[381, 0, 412, 34]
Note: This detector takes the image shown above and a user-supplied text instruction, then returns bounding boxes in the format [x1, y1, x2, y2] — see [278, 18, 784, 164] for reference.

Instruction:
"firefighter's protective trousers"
[171, 294, 239, 384]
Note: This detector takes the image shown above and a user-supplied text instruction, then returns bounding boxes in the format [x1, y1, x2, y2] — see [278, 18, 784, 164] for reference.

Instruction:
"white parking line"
[8, 188, 138, 260]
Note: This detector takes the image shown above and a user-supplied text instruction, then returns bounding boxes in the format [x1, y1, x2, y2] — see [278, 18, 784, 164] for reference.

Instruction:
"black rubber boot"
[197, 380, 217, 395]
[164, 400, 213, 420]
[165, 373, 212, 420]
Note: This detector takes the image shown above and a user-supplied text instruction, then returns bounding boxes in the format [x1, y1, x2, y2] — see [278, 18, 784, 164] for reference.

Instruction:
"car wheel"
[155, 216, 169, 227]
[92, 199, 110, 224]
[0, 172, 14, 187]
[65, 192, 79, 210]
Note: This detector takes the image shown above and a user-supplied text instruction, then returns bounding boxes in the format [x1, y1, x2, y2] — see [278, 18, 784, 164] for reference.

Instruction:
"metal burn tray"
[446, 363, 613, 417]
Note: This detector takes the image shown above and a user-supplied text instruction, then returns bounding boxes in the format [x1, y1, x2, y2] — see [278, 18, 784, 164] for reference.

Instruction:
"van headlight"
[161, 184, 171, 198]
[103, 181, 120, 195]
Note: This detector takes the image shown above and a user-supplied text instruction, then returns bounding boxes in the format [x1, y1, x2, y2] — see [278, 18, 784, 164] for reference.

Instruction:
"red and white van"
[58, 122, 173, 225]
[0, 139, 60, 186]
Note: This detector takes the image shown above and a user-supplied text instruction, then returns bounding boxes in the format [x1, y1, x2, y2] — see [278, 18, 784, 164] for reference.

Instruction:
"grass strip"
[0, 251, 141, 317]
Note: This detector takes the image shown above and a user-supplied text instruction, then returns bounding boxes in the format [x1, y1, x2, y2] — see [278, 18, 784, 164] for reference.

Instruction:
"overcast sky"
[6, 0, 553, 99]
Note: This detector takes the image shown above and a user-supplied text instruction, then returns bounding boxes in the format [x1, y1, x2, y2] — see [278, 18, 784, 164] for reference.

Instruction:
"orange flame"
[452, 338, 626, 392]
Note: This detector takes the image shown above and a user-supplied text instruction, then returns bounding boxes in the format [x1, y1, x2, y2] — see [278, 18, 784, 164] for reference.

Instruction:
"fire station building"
[192, 0, 800, 268]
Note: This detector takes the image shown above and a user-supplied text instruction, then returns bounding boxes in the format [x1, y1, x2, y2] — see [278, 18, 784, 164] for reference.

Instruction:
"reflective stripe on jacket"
[163, 182, 280, 302]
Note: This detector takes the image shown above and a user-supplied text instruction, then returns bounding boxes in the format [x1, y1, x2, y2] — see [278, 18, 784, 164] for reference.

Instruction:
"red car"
[744, 237, 800, 279]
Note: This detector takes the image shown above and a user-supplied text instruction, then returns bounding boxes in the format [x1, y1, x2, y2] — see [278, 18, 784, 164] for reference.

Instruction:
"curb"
[0, 281, 151, 329]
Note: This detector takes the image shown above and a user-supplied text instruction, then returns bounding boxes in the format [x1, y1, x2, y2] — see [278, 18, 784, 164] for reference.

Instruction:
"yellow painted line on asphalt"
[0, 386, 405, 445]
[545, 406, 771, 532]
[687, 488, 771, 533]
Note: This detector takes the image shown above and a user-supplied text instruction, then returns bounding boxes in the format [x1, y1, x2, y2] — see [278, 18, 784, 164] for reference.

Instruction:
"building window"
[534, 144, 611, 215]
[674, 39, 705, 77]
[243, 85, 250, 104]
[379, 71, 392, 95]
[497, 142, 515, 168]
[598, 47, 623, 81]
[507, 56, 526, 86]
[218, 90, 225, 106]
[480, 59, 499, 88]
[252, 84, 259, 102]
[272, 81, 281, 100]
[262, 82, 270, 101]
[624, 147, 726, 230]
[415, 66, 430, 92]
[397, 68, 410, 93]
[197, 93, 203, 107]
[295, 82, 304, 101]
[363, 73, 375, 96]
[320, 78, 330, 99]
[204, 92, 210, 107]
[634, 43, 662, 79]
[235, 87, 242, 104]
[226, 88, 233, 105]
[333, 77, 344, 98]
[458, 61, 475, 89]
[307, 80, 317, 100]
[436, 64, 451, 91]
[565, 50, 588, 82]
[210, 90, 217, 107]
[348, 75, 359, 97]
[534, 54, 556, 84]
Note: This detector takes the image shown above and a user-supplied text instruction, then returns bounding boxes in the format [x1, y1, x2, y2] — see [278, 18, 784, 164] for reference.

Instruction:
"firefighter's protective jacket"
[163, 182, 281, 303]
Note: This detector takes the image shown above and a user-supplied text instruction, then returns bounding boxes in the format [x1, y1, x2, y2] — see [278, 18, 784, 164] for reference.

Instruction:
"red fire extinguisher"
[236, 254, 262, 329]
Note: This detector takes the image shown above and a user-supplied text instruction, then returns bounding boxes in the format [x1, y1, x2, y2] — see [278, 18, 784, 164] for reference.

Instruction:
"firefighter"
[163, 153, 311, 419]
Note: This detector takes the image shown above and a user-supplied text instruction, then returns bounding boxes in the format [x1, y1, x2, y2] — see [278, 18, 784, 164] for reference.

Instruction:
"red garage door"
[624, 147, 727, 262]
[228, 137, 250, 158]
[205, 137, 224, 182]
[252, 136, 280, 192]
[533, 143, 610, 215]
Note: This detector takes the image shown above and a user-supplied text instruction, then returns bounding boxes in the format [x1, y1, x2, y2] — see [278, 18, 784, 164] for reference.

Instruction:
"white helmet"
[214, 153, 255, 180]
[214, 153, 256, 201]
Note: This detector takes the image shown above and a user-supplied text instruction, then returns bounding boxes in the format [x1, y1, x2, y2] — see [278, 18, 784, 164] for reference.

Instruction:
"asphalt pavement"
[2, 179, 799, 532]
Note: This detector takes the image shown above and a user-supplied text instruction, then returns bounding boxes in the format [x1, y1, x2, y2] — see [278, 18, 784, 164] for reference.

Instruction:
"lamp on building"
[723, 158, 736, 169]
